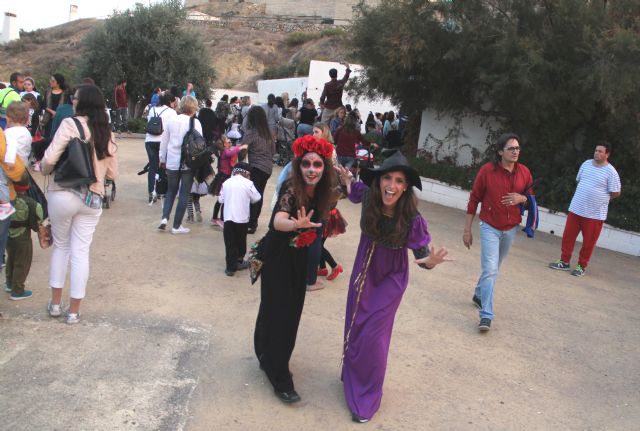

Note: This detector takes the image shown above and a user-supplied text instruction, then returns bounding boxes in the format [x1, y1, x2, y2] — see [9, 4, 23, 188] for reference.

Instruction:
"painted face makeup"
[300, 152, 324, 186]
[379, 171, 407, 210]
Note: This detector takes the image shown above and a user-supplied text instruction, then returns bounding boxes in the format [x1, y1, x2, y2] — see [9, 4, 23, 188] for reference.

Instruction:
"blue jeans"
[474, 222, 517, 320]
[145, 141, 160, 194]
[162, 169, 194, 229]
[115, 107, 128, 132]
[337, 156, 355, 171]
[0, 217, 10, 265]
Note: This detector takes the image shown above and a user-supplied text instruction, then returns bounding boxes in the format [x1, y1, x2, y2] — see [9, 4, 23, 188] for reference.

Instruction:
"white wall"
[416, 177, 640, 257]
[417, 109, 502, 166]
[256, 77, 308, 105]
[307, 60, 397, 127]
[210, 88, 258, 104]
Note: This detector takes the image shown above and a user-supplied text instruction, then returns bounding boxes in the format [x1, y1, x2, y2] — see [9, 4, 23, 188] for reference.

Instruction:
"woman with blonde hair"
[158, 95, 202, 234]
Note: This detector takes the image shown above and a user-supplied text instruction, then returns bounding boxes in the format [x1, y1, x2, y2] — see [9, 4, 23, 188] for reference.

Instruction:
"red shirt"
[114, 86, 127, 108]
[334, 128, 370, 158]
[467, 161, 534, 231]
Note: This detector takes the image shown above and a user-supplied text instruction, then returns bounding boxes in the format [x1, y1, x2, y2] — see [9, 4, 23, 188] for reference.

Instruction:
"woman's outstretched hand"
[291, 207, 321, 230]
[415, 245, 453, 269]
[335, 164, 353, 186]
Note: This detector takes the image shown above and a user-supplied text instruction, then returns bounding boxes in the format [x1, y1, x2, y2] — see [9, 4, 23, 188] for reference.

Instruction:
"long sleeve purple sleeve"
[348, 181, 368, 204]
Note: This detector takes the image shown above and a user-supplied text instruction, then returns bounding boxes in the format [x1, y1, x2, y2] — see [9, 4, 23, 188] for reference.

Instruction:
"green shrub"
[408, 157, 479, 191]
[320, 27, 346, 38]
[128, 118, 147, 133]
[263, 64, 296, 80]
[285, 32, 320, 47]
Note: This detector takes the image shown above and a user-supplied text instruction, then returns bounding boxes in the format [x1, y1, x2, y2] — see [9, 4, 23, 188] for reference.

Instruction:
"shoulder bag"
[54, 117, 97, 188]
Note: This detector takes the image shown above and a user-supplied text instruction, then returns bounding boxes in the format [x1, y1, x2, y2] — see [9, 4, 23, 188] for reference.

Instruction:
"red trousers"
[561, 212, 604, 268]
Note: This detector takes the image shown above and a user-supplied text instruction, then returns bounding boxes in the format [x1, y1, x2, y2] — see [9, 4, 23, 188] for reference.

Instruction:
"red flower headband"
[291, 135, 334, 159]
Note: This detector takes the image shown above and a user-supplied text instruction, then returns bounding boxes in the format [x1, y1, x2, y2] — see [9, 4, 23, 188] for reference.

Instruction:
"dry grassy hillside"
[0, 18, 352, 91]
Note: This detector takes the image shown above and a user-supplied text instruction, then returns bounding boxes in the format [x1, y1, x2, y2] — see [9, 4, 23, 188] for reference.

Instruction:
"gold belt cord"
[341, 241, 376, 367]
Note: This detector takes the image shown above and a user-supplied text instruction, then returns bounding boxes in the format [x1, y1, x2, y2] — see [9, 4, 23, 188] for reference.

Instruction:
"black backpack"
[146, 107, 166, 135]
[181, 116, 212, 170]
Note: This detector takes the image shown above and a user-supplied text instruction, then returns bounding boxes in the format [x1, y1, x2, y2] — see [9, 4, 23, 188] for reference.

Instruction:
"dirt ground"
[1, 137, 638, 431]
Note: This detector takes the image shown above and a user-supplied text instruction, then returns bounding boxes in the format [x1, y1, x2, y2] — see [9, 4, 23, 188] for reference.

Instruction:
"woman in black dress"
[254, 134, 337, 403]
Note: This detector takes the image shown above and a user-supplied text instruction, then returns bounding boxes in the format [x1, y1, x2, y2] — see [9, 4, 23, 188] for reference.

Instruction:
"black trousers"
[223, 221, 248, 271]
[6, 232, 33, 295]
[249, 168, 270, 229]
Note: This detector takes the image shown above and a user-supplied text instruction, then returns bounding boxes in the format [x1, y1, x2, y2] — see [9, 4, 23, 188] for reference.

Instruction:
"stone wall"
[188, 15, 341, 33]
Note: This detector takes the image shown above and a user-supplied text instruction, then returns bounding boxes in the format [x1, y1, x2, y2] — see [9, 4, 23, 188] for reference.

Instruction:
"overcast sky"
[5, 0, 167, 33]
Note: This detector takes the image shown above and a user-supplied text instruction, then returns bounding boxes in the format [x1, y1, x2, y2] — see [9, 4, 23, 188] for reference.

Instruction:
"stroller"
[352, 145, 376, 181]
[102, 179, 117, 208]
[274, 118, 296, 167]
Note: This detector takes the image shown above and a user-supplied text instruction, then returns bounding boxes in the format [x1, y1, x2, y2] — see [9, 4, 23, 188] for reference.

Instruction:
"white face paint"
[300, 152, 324, 186]
[379, 171, 407, 210]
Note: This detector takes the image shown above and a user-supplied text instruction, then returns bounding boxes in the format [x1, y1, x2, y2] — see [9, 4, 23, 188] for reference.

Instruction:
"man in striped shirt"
[549, 143, 621, 277]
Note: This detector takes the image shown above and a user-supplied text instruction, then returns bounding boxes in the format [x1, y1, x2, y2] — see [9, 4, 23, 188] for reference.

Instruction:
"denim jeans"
[474, 222, 517, 320]
[162, 169, 194, 229]
[145, 141, 160, 195]
[337, 156, 356, 171]
[0, 216, 10, 265]
[115, 107, 128, 132]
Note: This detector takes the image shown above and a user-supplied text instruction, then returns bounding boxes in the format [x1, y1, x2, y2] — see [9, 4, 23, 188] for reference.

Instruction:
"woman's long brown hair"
[289, 155, 337, 220]
[363, 174, 418, 245]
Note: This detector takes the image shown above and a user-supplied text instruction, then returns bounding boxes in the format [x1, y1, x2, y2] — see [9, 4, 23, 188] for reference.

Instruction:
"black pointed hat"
[360, 150, 422, 191]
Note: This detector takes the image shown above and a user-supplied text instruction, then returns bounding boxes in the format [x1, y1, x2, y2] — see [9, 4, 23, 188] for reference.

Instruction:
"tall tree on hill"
[349, 0, 640, 231]
[80, 0, 215, 114]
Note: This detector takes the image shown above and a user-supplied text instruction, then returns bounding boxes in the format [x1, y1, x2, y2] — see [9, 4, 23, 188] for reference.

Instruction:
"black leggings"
[213, 200, 224, 220]
[319, 237, 337, 269]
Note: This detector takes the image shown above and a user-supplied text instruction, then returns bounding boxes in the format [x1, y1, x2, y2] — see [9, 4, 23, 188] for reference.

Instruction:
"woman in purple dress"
[336, 151, 451, 423]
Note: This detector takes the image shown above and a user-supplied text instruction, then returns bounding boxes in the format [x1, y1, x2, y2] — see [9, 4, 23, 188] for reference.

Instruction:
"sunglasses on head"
[301, 159, 324, 169]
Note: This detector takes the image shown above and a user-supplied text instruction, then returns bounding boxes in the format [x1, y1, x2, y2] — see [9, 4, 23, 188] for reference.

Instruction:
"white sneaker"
[158, 218, 168, 231]
[171, 225, 190, 234]
[48, 300, 64, 318]
[65, 312, 80, 325]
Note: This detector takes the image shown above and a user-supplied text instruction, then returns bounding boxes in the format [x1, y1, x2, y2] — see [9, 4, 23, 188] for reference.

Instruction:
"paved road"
[1, 138, 638, 430]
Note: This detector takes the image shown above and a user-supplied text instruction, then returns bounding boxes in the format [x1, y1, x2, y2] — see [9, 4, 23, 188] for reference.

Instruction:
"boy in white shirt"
[219, 162, 261, 276]
[0, 102, 32, 220]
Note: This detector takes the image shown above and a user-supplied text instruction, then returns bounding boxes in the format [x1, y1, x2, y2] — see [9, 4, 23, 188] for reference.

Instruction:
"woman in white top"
[41, 84, 118, 324]
[158, 95, 202, 234]
[145, 92, 176, 203]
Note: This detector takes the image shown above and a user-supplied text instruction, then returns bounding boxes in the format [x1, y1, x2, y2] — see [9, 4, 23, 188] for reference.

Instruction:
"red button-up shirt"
[467, 161, 534, 231]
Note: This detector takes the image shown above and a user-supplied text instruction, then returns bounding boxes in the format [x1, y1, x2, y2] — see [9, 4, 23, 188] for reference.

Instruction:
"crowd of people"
[0, 65, 622, 424]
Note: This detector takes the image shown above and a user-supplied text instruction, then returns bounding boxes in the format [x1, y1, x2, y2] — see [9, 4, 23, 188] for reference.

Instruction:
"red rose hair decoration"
[292, 135, 334, 159]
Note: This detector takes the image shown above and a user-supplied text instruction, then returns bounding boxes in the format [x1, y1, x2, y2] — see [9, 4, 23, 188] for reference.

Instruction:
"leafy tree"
[79, 0, 215, 113]
[350, 0, 640, 231]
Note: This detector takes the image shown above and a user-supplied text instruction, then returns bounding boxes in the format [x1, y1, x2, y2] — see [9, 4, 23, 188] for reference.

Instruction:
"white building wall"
[415, 177, 640, 257]
[307, 60, 397, 129]
[257, 77, 308, 105]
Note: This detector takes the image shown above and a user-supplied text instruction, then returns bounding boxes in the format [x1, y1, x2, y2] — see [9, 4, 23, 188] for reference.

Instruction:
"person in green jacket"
[4, 182, 44, 301]
[0, 72, 25, 129]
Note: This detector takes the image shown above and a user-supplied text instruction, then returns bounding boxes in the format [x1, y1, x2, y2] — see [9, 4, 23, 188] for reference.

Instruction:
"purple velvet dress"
[342, 181, 431, 420]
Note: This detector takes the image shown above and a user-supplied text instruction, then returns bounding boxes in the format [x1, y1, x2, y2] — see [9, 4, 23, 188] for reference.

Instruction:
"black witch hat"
[360, 150, 422, 191]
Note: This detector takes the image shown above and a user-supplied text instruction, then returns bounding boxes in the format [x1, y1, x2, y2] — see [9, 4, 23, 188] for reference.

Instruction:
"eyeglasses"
[301, 159, 324, 169]
[504, 146, 521, 152]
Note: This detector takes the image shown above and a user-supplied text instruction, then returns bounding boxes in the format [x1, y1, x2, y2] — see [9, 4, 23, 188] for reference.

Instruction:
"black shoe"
[478, 318, 491, 332]
[472, 295, 482, 309]
[225, 269, 235, 277]
[351, 413, 370, 423]
[274, 389, 301, 403]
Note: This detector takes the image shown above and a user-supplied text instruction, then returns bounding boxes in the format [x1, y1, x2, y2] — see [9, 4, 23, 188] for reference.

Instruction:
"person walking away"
[198, 99, 217, 145]
[261, 94, 282, 140]
[113, 79, 129, 133]
[296, 98, 317, 137]
[335, 152, 450, 423]
[463, 133, 534, 332]
[145, 93, 177, 203]
[243, 106, 275, 234]
[548, 143, 621, 277]
[0, 72, 25, 130]
[4, 182, 44, 300]
[41, 84, 118, 324]
[158, 96, 202, 234]
[209, 135, 247, 227]
[320, 62, 351, 123]
[219, 162, 261, 276]
[334, 112, 377, 171]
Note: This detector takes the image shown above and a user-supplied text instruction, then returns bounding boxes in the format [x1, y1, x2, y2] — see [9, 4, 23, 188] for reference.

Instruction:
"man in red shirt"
[113, 79, 128, 133]
[463, 133, 533, 332]
[320, 62, 351, 124]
